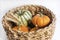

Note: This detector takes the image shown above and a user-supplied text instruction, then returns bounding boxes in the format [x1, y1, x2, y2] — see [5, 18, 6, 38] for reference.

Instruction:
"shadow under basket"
[2, 5, 56, 40]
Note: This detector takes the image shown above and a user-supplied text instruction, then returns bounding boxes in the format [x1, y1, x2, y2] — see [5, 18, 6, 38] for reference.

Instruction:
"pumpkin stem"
[38, 12, 44, 17]
[40, 13, 43, 17]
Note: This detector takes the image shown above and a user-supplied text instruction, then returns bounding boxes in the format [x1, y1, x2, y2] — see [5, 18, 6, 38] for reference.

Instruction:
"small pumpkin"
[15, 10, 32, 26]
[32, 14, 50, 27]
[19, 25, 29, 32]
[32, 14, 40, 25]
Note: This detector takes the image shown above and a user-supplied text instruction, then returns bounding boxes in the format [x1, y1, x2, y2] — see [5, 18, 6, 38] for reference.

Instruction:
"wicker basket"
[2, 5, 56, 40]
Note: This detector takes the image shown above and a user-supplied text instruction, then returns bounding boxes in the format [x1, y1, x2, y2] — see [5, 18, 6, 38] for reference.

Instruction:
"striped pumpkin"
[15, 10, 32, 26]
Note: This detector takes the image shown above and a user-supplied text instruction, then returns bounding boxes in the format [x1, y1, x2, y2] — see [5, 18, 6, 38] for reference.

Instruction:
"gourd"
[15, 10, 32, 26]
[32, 13, 50, 27]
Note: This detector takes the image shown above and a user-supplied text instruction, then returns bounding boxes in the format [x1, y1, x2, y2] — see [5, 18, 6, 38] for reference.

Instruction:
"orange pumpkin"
[32, 14, 40, 25]
[32, 14, 50, 27]
[19, 25, 29, 32]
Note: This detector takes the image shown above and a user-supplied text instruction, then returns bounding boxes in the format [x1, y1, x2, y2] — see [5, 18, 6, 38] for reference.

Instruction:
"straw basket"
[2, 5, 56, 40]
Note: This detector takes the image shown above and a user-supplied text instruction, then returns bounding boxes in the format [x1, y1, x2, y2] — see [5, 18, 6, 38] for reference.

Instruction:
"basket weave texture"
[2, 5, 56, 40]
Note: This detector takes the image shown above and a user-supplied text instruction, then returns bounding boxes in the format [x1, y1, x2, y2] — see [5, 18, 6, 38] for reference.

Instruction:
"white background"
[0, 0, 60, 40]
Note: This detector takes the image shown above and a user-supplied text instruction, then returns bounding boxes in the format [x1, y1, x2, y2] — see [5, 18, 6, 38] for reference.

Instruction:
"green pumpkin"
[15, 10, 32, 26]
